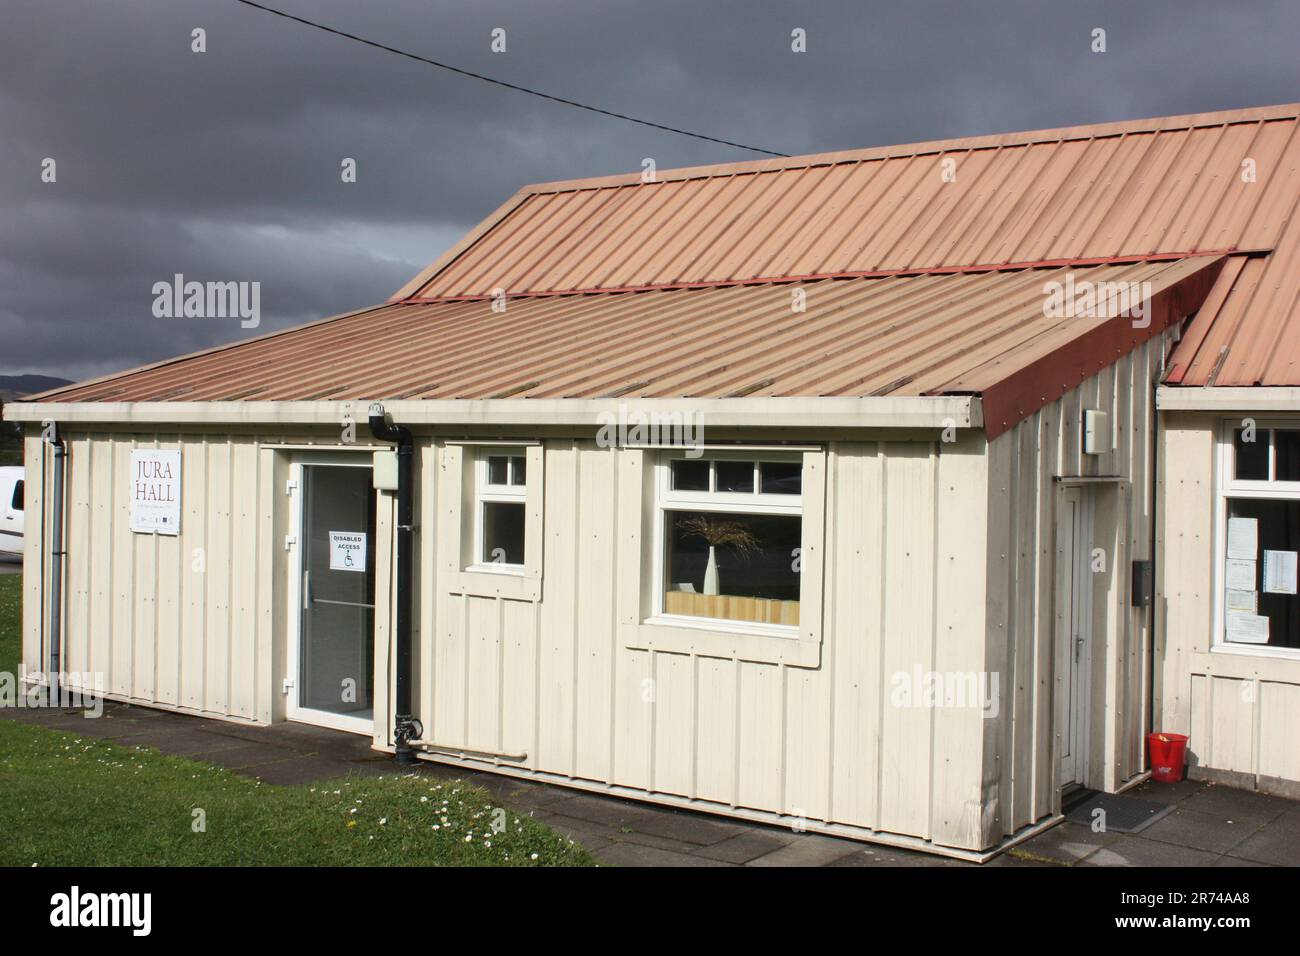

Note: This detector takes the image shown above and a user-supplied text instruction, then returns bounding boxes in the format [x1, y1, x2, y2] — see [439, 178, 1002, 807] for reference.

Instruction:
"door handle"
[303, 569, 311, 610]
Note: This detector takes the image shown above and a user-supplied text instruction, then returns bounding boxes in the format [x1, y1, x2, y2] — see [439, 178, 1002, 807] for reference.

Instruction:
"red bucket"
[1148, 732, 1189, 783]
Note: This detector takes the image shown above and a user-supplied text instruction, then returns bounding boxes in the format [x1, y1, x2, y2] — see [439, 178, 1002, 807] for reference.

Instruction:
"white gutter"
[1157, 386, 1300, 411]
[1, 396, 982, 430]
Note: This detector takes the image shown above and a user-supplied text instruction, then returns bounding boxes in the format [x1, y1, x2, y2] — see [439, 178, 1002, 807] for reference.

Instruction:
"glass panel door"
[293, 462, 376, 733]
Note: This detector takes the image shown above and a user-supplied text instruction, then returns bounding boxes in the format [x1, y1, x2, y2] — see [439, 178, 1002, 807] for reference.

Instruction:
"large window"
[1218, 422, 1300, 652]
[656, 454, 802, 628]
[473, 449, 527, 569]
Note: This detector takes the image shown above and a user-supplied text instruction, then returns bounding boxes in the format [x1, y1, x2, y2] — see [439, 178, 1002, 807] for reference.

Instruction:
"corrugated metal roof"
[1165, 181, 1300, 386]
[25, 104, 1294, 415]
[395, 104, 1299, 301]
[34, 258, 1223, 437]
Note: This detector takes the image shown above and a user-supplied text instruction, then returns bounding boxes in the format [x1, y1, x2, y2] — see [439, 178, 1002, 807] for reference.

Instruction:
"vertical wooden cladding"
[418, 436, 994, 851]
[1158, 411, 1300, 787]
[40, 431, 273, 723]
[985, 334, 1170, 841]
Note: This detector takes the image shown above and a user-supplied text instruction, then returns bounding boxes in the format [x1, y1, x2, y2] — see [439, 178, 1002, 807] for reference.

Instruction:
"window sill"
[452, 567, 541, 602]
[622, 615, 820, 668]
[1209, 642, 1300, 663]
[465, 563, 526, 576]
[1191, 647, 1300, 684]
[648, 612, 798, 639]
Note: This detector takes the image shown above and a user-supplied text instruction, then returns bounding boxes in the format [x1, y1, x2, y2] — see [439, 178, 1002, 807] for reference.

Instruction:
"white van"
[0, 466, 24, 557]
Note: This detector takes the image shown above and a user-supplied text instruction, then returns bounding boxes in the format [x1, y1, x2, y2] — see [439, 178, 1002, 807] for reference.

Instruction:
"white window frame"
[618, 446, 827, 669]
[1213, 417, 1300, 661]
[443, 441, 544, 602]
[469, 449, 528, 573]
[652, 451, 803, 636]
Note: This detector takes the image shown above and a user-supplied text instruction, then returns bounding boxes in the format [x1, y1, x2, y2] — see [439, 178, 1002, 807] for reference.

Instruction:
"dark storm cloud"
[1, 0, 1297, 380]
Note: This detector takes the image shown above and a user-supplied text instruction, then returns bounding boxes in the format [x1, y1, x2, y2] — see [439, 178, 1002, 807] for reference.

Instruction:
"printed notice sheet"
[1263, 550, 1298, 595]
[1226, 558, 1256, 592]
[1225, 611, 1270, 644]
[1226, 589, 1258, 613]
[1227, 516, 1258, 560]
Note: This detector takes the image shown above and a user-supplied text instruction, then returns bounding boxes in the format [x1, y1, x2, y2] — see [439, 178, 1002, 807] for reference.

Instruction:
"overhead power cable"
[231, 0, 791, 157]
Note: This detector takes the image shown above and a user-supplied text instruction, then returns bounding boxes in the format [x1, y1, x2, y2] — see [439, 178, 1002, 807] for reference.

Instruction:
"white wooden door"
[1058, 487, 1094, 788]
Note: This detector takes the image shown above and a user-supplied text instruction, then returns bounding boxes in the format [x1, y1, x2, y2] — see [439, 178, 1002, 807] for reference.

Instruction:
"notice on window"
[1227, 516, 1258, 560]
[1225, 611, 1270, 645]
[1263, 549, 1298, 594]
[1226, 589, 1258, 613]
[1225, 558, 1256, 592]
[328, 531, 367, 572]
[129, 449, 181, 535]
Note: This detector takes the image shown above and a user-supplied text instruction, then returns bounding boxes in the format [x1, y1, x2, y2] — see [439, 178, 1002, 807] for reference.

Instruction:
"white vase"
[703, 545, 719, 595]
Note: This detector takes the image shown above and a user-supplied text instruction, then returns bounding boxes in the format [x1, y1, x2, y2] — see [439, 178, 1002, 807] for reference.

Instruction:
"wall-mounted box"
[372, 450, 399, 491]
[1083, 409, 1111, 455]
[1132, 559, 1153, 608]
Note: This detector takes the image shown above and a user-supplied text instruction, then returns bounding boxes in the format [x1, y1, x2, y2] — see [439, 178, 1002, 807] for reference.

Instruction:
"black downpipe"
[367, 404, 417, 766]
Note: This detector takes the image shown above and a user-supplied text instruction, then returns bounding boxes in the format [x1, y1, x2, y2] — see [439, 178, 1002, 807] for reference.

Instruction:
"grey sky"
[2, 0, 1297, 380]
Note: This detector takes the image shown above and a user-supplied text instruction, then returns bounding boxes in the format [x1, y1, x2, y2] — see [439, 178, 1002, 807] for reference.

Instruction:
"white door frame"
[1058, 485, 1094, 789]
[286, 453, 375, 736]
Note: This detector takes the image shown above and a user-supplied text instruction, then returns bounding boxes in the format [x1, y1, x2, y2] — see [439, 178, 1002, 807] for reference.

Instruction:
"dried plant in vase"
[679, 515, 759, 595]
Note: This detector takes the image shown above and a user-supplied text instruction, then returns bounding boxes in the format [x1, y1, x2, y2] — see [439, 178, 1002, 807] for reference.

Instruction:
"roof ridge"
[396, 248, 1255, 305]
[519, 102, 1300, 195]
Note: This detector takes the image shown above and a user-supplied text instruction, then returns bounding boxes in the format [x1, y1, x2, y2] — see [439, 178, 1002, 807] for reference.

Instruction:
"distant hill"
[0, 373, 72, 402]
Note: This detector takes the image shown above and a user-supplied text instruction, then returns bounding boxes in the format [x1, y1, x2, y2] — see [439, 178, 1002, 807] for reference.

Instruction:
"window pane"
[663, 510, 800, 625]
[715, 460, 754, 493]
[482, 501, 525, 565]
[1276, 431, 1300, 482]
[11, 480, 22, 511]
[760, 461, 802, 495]
[670, 458, 709, 491]
[1233, 428, 1269, 480]
[487, 455, 510, 486]
[509, 455, 526, 486]
[1224, 497, 1300, 649]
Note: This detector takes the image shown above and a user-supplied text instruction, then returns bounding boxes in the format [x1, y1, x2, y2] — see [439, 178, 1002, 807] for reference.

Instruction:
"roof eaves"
[24, 302, 397, 403]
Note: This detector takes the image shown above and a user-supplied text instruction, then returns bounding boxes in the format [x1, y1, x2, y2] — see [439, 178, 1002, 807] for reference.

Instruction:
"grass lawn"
[0, 573, 18, 677]
[0, 576, 595, 867]
[0, 723, 595, 866]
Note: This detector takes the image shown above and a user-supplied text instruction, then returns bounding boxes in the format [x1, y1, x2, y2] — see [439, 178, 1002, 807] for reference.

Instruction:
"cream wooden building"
[7, 104, 1299, 859]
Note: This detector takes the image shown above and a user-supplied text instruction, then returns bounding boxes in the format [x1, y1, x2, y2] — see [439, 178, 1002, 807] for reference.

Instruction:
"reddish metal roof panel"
[34, 258, 1224, 436]
[397, 104, 1298, 302]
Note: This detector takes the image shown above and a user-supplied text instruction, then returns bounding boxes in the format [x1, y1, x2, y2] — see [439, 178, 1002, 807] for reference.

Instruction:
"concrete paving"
[3, 699, 1297, 867]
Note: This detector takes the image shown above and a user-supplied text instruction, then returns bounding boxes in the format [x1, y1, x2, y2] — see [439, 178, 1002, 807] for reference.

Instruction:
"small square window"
[760, 461, 802, 495]
[10, 479, 22, 512]
[1276, 431, 1300, 482]
[715, 460, 754, 493]
[1234, 429, 1270, 481]
[474, 448, 528, 570]
[670, 459, 709, 491]
[487, 455, 510, 486]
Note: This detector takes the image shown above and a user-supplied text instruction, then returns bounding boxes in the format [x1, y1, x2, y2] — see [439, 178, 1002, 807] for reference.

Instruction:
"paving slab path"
[4, 701, 1296, 867]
